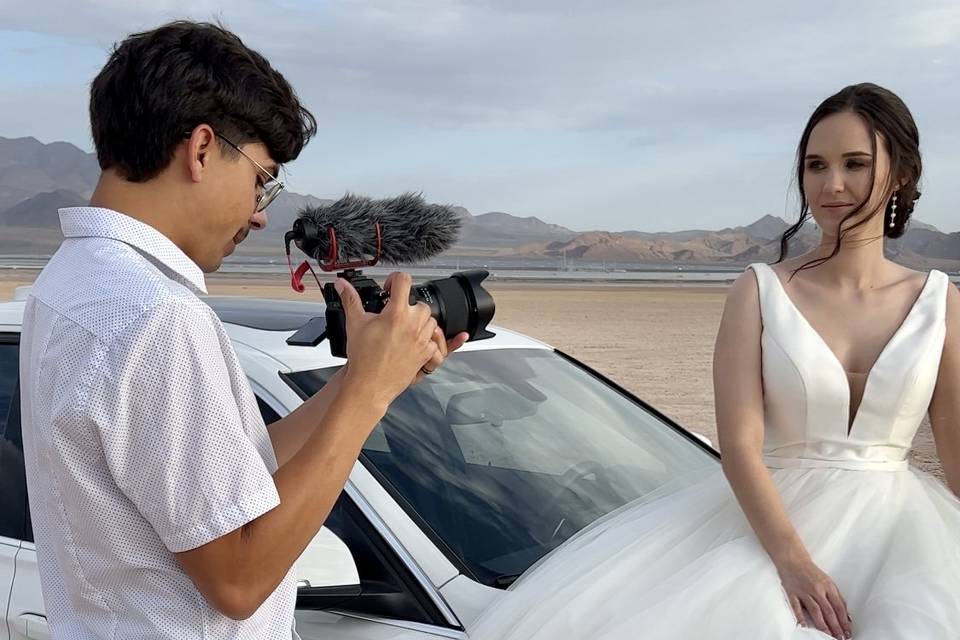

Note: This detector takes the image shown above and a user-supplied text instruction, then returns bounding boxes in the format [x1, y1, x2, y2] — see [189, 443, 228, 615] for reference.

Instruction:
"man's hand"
[414, 325, 469, 384]
[335, 272, 441, 407]
[378, 272, 467, 384]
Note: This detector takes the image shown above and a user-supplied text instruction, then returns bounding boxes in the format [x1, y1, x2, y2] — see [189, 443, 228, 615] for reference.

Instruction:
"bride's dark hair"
[776, 83, 922, 275]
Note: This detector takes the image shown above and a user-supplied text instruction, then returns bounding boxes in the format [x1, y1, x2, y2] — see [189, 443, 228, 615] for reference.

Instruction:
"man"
[19, 20, 466, 638]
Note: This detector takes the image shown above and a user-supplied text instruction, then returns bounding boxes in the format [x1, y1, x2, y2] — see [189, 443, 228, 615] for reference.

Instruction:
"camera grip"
[321, 281, 349, 358]
[325, 305, 348, 358]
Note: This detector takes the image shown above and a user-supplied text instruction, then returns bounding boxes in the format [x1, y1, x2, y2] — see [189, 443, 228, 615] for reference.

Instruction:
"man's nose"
[249, 210, 268, 230]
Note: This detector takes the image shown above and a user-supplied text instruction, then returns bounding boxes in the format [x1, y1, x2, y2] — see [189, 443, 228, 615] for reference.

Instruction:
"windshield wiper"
[494, 574, 521, 588]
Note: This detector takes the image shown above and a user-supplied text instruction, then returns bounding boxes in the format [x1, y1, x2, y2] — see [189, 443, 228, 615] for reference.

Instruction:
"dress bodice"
[748, 262, 949, 471]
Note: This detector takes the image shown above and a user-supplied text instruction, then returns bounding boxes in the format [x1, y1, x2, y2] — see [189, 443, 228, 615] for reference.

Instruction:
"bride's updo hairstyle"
[776, 83, 922, 275]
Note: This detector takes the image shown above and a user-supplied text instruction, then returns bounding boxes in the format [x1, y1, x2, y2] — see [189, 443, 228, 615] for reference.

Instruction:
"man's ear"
[184, 125, 216, 183]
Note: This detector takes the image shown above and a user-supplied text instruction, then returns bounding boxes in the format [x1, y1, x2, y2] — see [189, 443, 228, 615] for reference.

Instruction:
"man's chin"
[202, 256, 224, 274]
[200, 246, 232, 274]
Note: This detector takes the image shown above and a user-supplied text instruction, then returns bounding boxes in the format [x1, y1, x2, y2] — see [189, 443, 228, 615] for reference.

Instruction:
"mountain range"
[1, 135, 958, 270]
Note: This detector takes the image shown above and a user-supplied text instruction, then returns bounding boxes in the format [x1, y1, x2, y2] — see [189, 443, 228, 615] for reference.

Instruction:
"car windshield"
[283, 348, 717, 588]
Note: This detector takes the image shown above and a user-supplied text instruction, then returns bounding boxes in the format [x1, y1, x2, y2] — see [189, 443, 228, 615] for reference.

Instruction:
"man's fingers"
[417, 341, 441, 374]
[432, 326, 448, 358]
[384, 272, 413, 315]
[334, 278, 364, 321]
[420, 326, 445, 368]
[421, 352, 443, 377]
[417, 317, 439, 347]
[447, 332, 469, 353]
[383, 271, 398, 292]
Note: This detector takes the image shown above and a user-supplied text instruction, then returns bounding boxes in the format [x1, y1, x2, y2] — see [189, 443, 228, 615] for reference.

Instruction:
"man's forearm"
[178, 383, 385, 619]
[242, 390, 385, 610]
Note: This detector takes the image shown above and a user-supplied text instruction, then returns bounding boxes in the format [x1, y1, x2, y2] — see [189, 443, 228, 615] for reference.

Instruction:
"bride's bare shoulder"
[765, 256, 813, 281]
[724, 266, 761, 312]
[885, 263, 935, 296]
[898, 265, 929, 277]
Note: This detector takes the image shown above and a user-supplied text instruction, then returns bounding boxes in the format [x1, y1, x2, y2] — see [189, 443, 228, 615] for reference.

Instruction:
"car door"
[1, 333, 47, 640]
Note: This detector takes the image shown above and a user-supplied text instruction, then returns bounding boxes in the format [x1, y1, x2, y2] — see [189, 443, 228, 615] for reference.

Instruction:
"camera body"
[320, 268, 495, 359]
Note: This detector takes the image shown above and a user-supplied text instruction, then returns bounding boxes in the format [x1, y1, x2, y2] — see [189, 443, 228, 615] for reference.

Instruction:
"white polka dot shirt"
[19, 207, 298, 638]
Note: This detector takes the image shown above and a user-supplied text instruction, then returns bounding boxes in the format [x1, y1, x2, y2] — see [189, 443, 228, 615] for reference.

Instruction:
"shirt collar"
[59, 207, 208, 294]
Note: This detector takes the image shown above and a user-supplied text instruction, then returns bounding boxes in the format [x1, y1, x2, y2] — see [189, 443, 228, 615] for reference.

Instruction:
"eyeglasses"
[214, 133, 285, 212]
[182, 130, 286, 212]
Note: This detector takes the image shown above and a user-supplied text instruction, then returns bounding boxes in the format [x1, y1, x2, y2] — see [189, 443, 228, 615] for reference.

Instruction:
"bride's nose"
[823, 168, 845, 194]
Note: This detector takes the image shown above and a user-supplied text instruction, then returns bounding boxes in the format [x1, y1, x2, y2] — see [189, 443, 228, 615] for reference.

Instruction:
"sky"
[2, 0, 959, 232]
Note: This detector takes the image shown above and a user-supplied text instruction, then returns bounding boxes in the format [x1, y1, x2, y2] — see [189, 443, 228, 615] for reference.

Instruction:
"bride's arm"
[713, 269, 850, 640]
[929, 282, 960, 497]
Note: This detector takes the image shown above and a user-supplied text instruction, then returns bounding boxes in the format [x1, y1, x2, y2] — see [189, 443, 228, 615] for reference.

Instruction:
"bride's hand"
[777, 558, 852, 639]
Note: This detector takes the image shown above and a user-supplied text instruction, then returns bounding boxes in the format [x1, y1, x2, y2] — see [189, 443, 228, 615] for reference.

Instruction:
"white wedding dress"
[471, 262, 960, 639]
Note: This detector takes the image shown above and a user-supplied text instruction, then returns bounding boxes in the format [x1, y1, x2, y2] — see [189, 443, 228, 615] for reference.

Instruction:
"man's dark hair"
[90, 20, 317, 182]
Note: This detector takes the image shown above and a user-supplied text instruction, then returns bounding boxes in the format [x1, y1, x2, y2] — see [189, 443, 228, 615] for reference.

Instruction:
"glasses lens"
[257, 180, 283, 212]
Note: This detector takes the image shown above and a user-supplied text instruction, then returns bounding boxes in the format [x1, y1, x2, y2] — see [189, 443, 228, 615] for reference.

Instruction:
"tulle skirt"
[470, 464, 960, 639]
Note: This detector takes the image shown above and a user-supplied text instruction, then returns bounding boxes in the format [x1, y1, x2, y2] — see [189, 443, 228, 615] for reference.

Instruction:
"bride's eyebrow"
[803, 152, 873, 160]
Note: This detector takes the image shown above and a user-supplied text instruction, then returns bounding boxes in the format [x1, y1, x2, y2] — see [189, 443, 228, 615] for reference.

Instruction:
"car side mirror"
[294, 526, 361, 609]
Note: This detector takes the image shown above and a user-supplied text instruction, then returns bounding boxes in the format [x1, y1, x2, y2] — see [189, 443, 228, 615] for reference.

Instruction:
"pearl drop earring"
[889, 191, 898, 229]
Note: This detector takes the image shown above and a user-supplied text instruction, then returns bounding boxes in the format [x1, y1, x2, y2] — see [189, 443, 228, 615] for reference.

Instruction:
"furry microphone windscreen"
[296, 192, 462, 264]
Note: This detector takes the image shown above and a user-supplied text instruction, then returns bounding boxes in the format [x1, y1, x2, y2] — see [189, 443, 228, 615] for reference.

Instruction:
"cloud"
[2, 0, 958, 230]
[6, 0, 955, 132]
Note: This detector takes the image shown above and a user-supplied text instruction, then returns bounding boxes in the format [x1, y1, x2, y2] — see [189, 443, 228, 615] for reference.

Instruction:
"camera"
[320, 268, 495, 359]
[283, 193, 496, 358]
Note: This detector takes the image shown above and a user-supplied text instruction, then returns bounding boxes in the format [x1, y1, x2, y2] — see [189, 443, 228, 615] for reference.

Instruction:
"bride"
[470, 83, 960, 639]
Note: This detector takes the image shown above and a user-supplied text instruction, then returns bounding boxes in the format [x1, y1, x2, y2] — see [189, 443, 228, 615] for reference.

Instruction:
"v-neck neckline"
[760, 263, 936, 436]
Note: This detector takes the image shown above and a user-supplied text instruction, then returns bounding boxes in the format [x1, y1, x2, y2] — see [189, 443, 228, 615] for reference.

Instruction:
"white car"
[0, 286, 718, 639]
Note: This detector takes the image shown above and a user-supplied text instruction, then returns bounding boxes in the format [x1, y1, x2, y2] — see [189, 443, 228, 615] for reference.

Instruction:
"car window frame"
[552, 348, 720, 458]
[0, 332, 30, 543]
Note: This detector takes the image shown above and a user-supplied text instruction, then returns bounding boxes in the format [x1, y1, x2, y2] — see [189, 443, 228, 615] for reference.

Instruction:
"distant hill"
[0, 189, 87, 228]
[0, 135, 958, 270]
[0, 136, 577, 258]
[0, 136, 99, 211]
[456, 211, 576, 249]
[500, 227, 811, 265]
[497, 218, 960, 271]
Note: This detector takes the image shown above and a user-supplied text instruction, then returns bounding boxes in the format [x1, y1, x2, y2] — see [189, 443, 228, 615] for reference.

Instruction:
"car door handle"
[16, 613, 50, 640]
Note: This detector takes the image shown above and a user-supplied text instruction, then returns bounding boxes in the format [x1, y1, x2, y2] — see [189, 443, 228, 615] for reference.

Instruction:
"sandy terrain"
[0, 271, 944, 479]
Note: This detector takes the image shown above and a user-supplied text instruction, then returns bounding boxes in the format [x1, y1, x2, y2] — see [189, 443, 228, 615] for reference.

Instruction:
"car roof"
[0, 289, 551, 372]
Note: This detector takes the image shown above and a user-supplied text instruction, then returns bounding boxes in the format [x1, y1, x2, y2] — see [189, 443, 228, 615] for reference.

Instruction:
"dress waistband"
[763, 455, 909, 471]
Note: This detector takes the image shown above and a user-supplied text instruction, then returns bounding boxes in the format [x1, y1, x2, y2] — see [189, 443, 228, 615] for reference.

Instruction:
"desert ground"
[0, 271, 944, 479]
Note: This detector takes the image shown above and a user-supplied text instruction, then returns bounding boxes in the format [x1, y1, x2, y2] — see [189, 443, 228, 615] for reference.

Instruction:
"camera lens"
[412, 269, 495, 341]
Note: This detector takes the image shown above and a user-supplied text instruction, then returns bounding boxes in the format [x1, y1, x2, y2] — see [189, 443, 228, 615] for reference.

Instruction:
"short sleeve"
[85, 299, 280, 553]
